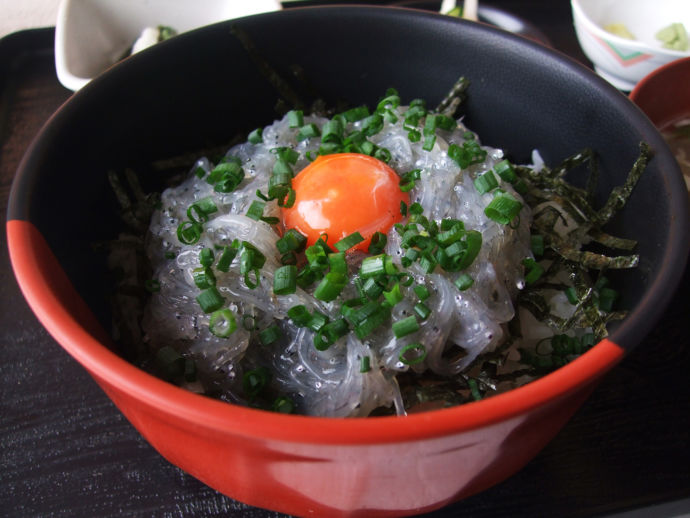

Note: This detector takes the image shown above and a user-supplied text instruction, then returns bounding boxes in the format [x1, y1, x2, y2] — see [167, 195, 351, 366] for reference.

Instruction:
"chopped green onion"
[361, 114, 384, 136]
[177, 221, 203, 245]
[313, 272, 347, 302]
[401, 247, 420, 267]
[374, 147, 392, 163]
[287, 109, 304, 128]
[199, 247, 214, 267]
[399, 169, 421, 192]
[276, 228, 307, 254]
[598, 287, 618, 312]
[418, 251, 437, 274]
[474, 170, 499, 194]
[564, 286, 579, 304]
[414, 302, 431, 320]
[272, 396, 294, 414]
[409, 202, 424, 215]
[436, 223, 465, 246]
[287, 305, 311, 326]
[248, 127, 263, 144]
[456, 230, 482, 270]
[187, 197, 218, 223]
[341, 105, 370, 122]
[360, 254, 387, 278]
[307, 311, 329, 332]
[422, 134, 436, 151]
[353, 304, 391, 339]
[434, 114, 457, 131]
[280, 252, 297, 264]
[383, 283, 404, 306]
[334, 232, 364, 252]
[208, 160, 241, 184]
[273, 265, 297, 295]
[305, 244, 329, 272]
[192, 267, 216, 289]
[216, 241, 239, 272]
[209, 308, 237, 337]
[296, 265, 320, 289]
[531, 234, 545, 257]
[362, 277, 384, 299]
[328, 252, 347, 275]
[468, 378, 482, 400]
[246, 200, 266, 221]
[360, 356, 371, 373]
[440, 218, 463, 231]
[271, 146, 299, 165]
[243, 367, 271, 398]
[414, 284, 430, 301]
[239, 244, 265, 289]
[341, 297, 364, 321]
[392, 315, 420, 339]
[522, 258, 544, 285]
[209, 161, 244, 193]
[493, 160, 516, 183]
[314, 318, 349, 351]
[196, 286, 225, 313]
[321, 118, 343, 144]
[368, 232, 387, 255]
[454, 273, 474, 291]
[297, 123, 320, 141]
[448, 140, 488, 169]
[398, 342, 427, 365]
[485, 191, 523, 225]
[272, 159, 293, 178]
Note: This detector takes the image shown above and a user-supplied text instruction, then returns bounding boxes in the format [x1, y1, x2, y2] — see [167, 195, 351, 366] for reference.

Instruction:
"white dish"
[55, 0, 282, 91]
[571, 0, 690, 91]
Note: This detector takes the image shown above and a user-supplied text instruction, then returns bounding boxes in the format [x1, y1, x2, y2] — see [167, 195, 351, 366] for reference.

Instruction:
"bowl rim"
[571, 0, 690, 58]
[8, 4, 690, 445]
[630, 55, 690, 102]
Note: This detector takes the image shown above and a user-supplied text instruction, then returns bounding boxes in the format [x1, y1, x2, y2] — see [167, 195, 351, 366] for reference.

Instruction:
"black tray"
[2, 3, 690, 517]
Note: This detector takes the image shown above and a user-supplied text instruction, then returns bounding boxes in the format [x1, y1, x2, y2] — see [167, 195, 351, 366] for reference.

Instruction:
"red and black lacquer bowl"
[6, 6, 690, 517]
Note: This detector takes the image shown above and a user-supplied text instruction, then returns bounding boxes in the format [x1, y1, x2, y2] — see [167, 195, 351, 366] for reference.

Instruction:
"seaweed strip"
[595, 142, 652, 226]
[229, 24, 305, 111]
[587, 229, 637, 251]
[435, 76, 469, 116]
[555, 245, 639, 270]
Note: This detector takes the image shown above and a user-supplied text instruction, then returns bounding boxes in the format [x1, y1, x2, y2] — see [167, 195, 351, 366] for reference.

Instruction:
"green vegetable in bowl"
[656, 23, 689, 51]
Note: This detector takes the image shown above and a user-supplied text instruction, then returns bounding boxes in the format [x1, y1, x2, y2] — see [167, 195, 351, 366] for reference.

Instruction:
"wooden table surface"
[2, 2, 689, 517]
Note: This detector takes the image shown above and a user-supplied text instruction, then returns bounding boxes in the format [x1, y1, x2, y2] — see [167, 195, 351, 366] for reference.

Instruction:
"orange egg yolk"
[281, 153, 409, 252]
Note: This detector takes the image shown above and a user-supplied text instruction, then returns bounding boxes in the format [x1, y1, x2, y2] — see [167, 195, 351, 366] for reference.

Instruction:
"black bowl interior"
[9, 6, 689, 356]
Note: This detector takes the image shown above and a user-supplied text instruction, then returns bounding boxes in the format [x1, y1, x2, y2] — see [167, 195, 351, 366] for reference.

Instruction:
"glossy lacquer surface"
[3, 2, 690, 517]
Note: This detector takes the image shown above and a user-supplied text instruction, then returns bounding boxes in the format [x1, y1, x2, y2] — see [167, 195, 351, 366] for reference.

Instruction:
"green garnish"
[209, 308, 237, 338]
[273, 265, 297, 295]
[196, 287, 225, 313]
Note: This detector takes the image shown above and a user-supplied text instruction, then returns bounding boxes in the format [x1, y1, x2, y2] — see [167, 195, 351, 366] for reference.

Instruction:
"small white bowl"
[571, 0, 690, 91]
[55, 0, 281, 91]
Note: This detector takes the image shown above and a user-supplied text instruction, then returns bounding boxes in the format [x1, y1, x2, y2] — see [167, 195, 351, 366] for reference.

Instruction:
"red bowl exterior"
[630, 56, 690, 129]
[7, 218, 625, 517]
